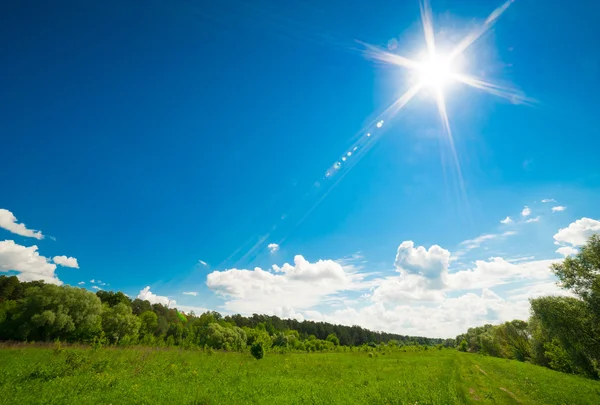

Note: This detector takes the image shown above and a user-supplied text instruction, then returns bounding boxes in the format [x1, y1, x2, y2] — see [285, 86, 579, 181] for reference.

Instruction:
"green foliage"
[95, 291, 132, 308]
[203, 323, 246, 350]
[455, 234, 600, 380]
[1, 284, 103, 342]
[101, 303, 141, 344]
[326, 333, 340, 346]
[250, 343, 264, 360]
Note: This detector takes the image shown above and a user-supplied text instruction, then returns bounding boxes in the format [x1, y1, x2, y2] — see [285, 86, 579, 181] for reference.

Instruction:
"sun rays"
[222, 0, 532, 267]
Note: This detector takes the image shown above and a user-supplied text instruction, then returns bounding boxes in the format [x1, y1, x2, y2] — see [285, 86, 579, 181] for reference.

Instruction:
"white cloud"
[521, 206, 531, 217]
[183, 291, 198, 296]
[198, 260, 207, 266]
[556, 246, 578, 257]
[0, 240, 62, 284]
[52, 255, 79, 268]
[454, 231, 516, 258]
[526, 216, 540, 223]
[267, 243, 279, 253]
[206, 255, 371, 314]
[306, 289, 531, 338]
[541, 199, 556, 203]
[202, 235, 574, 337]
[505, 280, 572, 301]
[506, 256, 535, 263]
[90, 279, 95, 283]
[371, 275, 445, 303]
[137, 286, 176, 307]
[447, 258, 558, 290]
[552, 206, 566, 212]
[554, 218, 600, 246]
[92, 286, 101, 290]
[0, 209, 43, 239]
[77, 281, 85, 285]
[394, 241, 450, 287]
[500, 216, 513, 224]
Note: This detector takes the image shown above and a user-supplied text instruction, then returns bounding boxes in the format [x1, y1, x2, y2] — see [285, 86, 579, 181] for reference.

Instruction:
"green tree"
[139, 311, 158, 337]
[96, 290, 132, 307]
[101, 302, 141, 344]
[204, 323, 247, 350]
[326, 333, 340, 346]
[8, 284, 102, 341]
[251, 342, 264, 360]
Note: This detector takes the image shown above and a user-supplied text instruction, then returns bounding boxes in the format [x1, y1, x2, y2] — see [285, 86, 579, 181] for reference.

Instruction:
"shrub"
[251, 343, 264, 360]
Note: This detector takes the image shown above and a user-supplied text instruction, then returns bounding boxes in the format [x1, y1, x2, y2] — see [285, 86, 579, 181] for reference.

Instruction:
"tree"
[326, 333, 340, 346]
[0, 276, 20, 302]
[139, 311, 158, 337]
[529, 235, 600, 377]
[204, 323, 246, 350]
[530, 296, 599, 377]
[96, 291, 132, 308]
[131, 298, 152, 316]
[101, 302, 141, 344]
[251, 342, 264, 360]
[7, 284, 102, 341]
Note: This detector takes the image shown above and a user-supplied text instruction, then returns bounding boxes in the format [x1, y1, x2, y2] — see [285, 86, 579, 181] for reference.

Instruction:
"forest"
[0, 278, 444, 356]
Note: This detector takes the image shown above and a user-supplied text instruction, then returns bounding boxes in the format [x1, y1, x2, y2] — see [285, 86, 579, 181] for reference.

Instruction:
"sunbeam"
[220, 0, 531, 266]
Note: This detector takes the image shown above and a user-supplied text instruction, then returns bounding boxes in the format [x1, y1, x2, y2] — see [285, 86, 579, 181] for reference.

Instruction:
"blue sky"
[1, 0, 599, 337]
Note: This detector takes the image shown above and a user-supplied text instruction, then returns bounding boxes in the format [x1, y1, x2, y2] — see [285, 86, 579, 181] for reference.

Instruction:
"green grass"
[0, 347, 599, 404]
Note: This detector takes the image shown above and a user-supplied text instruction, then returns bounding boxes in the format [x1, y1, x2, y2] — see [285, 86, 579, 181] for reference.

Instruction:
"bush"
[251, 343, 264, 360]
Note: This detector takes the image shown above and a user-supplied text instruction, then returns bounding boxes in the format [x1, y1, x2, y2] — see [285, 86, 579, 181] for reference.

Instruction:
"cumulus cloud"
[0, 209, 43, 239]
[500, 216, 513, 224]
[267, 243, 279, 253]
[526, 216, 540, 223]
[0, 240, 62, 284]
[92, 286, 101, 290]
[554, 218, 600, 246]
[541, 199, 555, 203]
[90, 279, 95, 283]
[137, 286, 176, 307]
[447, 258, 558, 290]
[306, 289, 532, 338]
[53, 255, 79, 268]
[394, 241, 450, 287]
[371, 275, 445, 303]
[183, 291, 198, 296]
[552, 206, 566, 212]
[77, 281, 85, 285]
[206, 255, 371, 314]
[202, 231, 578, 337]
[556, 246, 578, 257]
[521, 206, 531, 217]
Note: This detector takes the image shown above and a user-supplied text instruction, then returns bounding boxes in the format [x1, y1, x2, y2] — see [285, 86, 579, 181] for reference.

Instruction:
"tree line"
[0, 276, 443, 354]
[455, 235, 600, 379]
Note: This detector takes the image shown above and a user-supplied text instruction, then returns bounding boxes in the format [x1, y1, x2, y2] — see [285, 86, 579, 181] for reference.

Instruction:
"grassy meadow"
[0, 346, 599, 404]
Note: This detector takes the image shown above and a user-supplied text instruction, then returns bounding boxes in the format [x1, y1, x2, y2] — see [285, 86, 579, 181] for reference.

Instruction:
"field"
[1, 346, 599, 404]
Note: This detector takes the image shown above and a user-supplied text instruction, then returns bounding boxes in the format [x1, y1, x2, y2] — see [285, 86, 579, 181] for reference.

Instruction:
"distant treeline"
[455, 235, 600, 380]
[0, 276, 444, 353]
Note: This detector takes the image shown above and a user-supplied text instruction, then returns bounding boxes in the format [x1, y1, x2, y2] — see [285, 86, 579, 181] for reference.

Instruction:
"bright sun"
[418, 54, 453, 89]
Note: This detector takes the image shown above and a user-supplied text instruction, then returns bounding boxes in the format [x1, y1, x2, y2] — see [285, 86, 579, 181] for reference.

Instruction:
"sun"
[418, 54, 453, 89]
